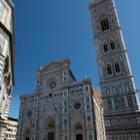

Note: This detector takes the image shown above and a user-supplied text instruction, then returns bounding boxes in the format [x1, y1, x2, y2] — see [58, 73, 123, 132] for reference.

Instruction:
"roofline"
[8, 117, 18, 122]
[91, 85, 101, 92]
[69, 69, 76, 81]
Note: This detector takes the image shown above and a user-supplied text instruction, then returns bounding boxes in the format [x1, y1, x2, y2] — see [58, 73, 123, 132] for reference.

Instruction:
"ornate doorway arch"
[46, 117, 56, 140]
[23, 127, 31, 140]
[75, 122, 83, 140]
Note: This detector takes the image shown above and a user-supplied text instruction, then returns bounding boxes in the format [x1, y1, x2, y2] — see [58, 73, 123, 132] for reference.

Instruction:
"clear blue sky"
[9, 0, 140, 118]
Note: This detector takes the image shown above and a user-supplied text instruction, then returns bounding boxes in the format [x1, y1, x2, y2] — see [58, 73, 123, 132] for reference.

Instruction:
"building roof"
[92, 86, 102, 99]
[92, 86, 103, 106]
[8, 117, 18, 122]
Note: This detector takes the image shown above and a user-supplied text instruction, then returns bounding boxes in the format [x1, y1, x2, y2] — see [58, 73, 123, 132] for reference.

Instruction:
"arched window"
[86, 97, 89, 102]
[64, 108, 67, 113]
[49, 93, 52, 98]
[64, 71, 67, 75]
[87, 117, 91, 126]
[87, 104, 90, 110]
[85, 86, 89, 92]
[107, 64, 112, 75]
[121, 98, 125, 107]
[101, 18, 109, 31]
[110, 41, 115, 50]
[115, 99, 119, 108]
[103, 44, 108, 52]
[115, 62, 120, 73]
[107, 100, 112, 109]
[64, 119, 67, 126]
[128, 96, 133, 106]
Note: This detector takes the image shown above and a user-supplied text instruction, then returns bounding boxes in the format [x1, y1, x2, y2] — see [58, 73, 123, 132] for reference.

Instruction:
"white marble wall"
[0, 0, 15, 139]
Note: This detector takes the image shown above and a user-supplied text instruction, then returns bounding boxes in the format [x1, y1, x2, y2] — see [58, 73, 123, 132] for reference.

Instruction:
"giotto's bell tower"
[89, 0, 140, 139]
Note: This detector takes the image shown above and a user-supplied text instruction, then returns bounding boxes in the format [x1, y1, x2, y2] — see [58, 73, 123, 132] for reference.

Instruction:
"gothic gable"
[41, 62, 62, 73]
[41, 58, 70, 73]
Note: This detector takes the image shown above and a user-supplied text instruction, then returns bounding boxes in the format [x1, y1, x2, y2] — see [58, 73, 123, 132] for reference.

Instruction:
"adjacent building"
[4, 117, 18, 140]
[89, 0, 140, 139]
[16, 58, 106, 140]
[0, 0, 15, 139]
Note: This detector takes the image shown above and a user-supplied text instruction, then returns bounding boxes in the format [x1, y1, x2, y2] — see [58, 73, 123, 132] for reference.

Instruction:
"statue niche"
[76, 122, 83, 130]
[46, 117, 56, 129]
[87, 117, 91, 126]
[48, 120, 55, 128]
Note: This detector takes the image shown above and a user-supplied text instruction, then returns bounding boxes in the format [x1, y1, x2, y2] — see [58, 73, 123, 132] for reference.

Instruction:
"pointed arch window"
[107, 64, 112, 75]
[115, 99, 119, 108]
[120, 98, 125, 107]
[85, 86, 89, 92]
[64, 119, 67, 127]
[87, 117, 91, 126]
[87, 104, 90, 110]
[49, 93, 52, 98]
[110, 41, 115, 50]
[103, 44, 108, 52]
[115, 62, 120, 73]
[107, 99, 112, 109]
[64, 108, 67, 113]
[101, 18, 109, 31]
[86, 97, 89, 102]
[128, 96, 133, 106]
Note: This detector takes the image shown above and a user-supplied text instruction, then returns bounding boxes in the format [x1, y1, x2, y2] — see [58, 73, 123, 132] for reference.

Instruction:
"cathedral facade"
[16, 59, 106, 140]
[89, 0, 140, 139]
[0, 0, 15, 139]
